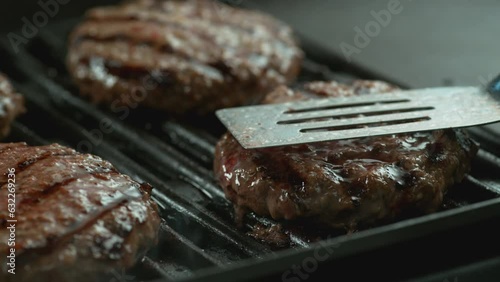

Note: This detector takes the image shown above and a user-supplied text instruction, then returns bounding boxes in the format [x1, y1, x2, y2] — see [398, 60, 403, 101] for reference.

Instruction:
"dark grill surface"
[1, 15, 500, 282]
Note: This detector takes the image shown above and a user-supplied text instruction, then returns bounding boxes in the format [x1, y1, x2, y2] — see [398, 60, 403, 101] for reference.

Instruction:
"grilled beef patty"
[0, 74, 25, 138]
[67, 0, 303, 115]
[214, 81, 479, 230]
[0, 143, 160, 282]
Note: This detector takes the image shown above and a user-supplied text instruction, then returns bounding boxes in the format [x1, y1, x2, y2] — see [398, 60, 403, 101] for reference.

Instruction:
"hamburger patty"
[67, 0, 303, 115]
[0, 74, 25, 138]
[214, 81, 479, 230]
[0, 143, 160, 282]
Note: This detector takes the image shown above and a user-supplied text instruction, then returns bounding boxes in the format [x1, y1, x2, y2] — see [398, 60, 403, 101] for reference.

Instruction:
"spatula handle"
[487, 74, 500, 97]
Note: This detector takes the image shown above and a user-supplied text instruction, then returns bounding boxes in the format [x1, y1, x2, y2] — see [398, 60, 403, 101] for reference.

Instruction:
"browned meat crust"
[214, 81, 478, 231]
[0, 143, 160, 282]
[0, 74, 25, 138]
[67, 0, 303, 115]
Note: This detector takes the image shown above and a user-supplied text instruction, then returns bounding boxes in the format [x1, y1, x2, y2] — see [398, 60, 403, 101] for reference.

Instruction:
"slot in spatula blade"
[216, 87, 500, 149]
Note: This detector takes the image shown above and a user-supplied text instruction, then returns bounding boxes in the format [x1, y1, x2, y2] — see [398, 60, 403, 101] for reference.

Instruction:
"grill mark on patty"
[71, 39, 193, 63]
[18, 186, 139, 257]
[18, 177, 80, 206]
[76, 51, 236, 84]
[78, 18, 238, 46]
[71, 36, 277, 82]
[71, 25, 221, 62]
[13, 172, 143, 252]
[253, 150, 307, 194]
[0, 147, 77, 186]
[84, 6, 282, 41]
[17, 171, 121, 207]
[71, 41, 233, 83]
[17, 151, 77, 171]
[75, 17, 290, 58]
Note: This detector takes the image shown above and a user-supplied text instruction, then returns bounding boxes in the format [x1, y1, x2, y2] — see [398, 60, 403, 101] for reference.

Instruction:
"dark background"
[0, 0, 498, 88]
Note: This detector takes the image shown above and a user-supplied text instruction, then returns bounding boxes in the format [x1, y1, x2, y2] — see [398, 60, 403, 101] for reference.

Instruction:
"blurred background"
[245, 0, 498, 88]
[1, 0, 497, 88]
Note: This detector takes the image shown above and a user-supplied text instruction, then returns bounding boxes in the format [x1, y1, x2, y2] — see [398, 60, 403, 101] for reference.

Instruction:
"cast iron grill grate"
[0, 16, 500, 282]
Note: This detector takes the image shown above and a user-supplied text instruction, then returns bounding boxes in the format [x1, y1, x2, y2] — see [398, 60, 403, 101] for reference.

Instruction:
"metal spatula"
[216, 76, 500, 149]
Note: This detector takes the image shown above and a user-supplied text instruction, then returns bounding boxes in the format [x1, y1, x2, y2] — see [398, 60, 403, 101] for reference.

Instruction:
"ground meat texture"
[0, 143, 160, 282]
[0, 74, 25, 138]
[67, 0, 303, 115]
[214, 80, 479, 231]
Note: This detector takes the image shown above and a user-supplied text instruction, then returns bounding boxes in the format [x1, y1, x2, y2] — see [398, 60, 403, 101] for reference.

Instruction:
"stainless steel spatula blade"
[216, 86, 500, 149]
